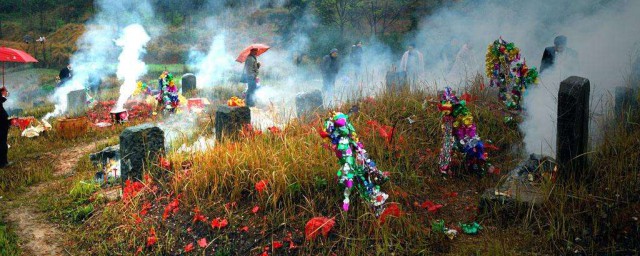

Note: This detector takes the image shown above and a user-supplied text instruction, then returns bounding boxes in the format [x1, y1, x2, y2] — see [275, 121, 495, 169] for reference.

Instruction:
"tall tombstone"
[556, 76, 590, 182]
[615, 86, 638, 121]
[214, 105, 251, 141]
[182, 73, 197, 95]
[120, 124, 165, 181]
[295, 90, 323, 119]
[67, 89, 87, 116]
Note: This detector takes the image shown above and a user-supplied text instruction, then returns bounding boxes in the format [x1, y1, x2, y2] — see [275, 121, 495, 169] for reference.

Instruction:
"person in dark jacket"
[58, 64, 72, 86]
[243, 48, 260, 107]
[540, 35, 577, 74]
[0, 87, 11, 168]
[321, 48, 340, 95]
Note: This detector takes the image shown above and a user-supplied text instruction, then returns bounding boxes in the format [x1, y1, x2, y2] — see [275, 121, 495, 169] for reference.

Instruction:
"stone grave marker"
[214, 105, 251, 141]
[182, 73, 196, 95]
[67, 89, 87, 116]
[120, 124, 164, 181]
[556, 76, 590, 182]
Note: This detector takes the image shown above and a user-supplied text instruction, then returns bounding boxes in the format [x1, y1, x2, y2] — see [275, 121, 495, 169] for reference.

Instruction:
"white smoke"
[114, 24, 151, 111]
[411, 0, 640, 156]
[43, 0, 157, 120]
[190, 33, 235, 89]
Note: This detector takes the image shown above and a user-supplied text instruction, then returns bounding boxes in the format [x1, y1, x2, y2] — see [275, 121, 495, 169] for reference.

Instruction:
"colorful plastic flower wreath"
[320, 112, 389, 215]
[485, 37, 538, 110]
[437, 87, 490, 175]
[157, 71, 180, 110]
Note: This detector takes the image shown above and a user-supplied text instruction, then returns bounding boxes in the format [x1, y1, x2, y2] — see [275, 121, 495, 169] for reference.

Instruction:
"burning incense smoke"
[114, 24, 150, 111]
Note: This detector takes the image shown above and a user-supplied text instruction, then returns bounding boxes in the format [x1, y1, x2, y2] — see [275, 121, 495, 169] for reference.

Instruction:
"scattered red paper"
[159, 157, 172, 170]
[192, 207, 207, 223]
[255, 180, 268, 194]
[198, 238, 207, 248]
[305, 217, 335, 240]
[420, 200, 443, 213]
[260, 252, 269, 256]
[224, 201, 237, 210]
[267, 126, 281, 134]
[140, 202, 152, 216]
[146, 227, 157, 247]
[318, 130, 329, 138]
[123, 180, 145, 203]
[272, 241, 283, 249]
[380, 203, 403, 224]
[163, 198, 180, 220]
[184, 242, 194, 253]
[210, 217, 228, 229]
[445, 192, 459, 198]
[133, 214, 143, 224]
[460, 92, 477, 103]
[485, 143, 500, 151]
[252, 206, 260, 214]
[240, 226, 249, 232]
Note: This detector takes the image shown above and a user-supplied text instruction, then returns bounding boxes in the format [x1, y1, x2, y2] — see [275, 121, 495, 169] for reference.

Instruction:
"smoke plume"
[114, 24, 151, 111]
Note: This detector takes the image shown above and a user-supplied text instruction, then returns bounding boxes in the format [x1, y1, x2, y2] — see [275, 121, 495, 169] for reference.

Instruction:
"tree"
[357, 0, 414, 36]
[314, 0, 358, 37]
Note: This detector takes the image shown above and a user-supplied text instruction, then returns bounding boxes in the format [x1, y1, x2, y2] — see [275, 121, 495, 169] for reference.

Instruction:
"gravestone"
[120, 124, 164, 181]
[295, 90, 323, 119]
[90, 145, 120, 167]
[214, 105, 251, 141]
[182, 73, 196, 94]
[385, 70, 407, 92]
[67, 89, 87, 116]
[556, 76, 590, 182]
[615, 86, 638, 122]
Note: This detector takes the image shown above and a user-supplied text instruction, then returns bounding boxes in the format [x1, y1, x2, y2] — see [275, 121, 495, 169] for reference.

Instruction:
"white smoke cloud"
[44, 0, 157, 120]
[411, 0, 640, 156]
[114, 24, 151, 111]
[190, 33, 235, 89]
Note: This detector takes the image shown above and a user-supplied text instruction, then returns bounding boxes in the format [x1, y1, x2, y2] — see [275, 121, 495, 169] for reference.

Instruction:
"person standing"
[244, 48, 260, 107]
[58, 64, 72, 86]
[321, 48, 340, 96]
[540, 35, 577, 74]
[0, 87, 11, 168]
[400, 43, 425, 84]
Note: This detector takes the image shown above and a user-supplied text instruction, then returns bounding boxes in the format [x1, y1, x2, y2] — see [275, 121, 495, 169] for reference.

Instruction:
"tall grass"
[77, 84, 531, 255]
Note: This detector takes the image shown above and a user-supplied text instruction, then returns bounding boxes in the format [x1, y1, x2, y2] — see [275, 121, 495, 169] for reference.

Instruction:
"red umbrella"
[235, 44, 270, 63]
[0, 46, 38, 87]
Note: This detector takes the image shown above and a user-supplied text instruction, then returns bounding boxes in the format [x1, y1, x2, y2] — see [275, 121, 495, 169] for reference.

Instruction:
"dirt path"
[6, 139, 110, 256]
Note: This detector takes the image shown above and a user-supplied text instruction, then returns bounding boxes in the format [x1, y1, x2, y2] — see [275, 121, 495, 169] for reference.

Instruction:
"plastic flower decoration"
[485, 37, 538, 110]
[320, 112, 389, 215]
[437, 87, 491, 175]
[157, 71, 180, 111]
